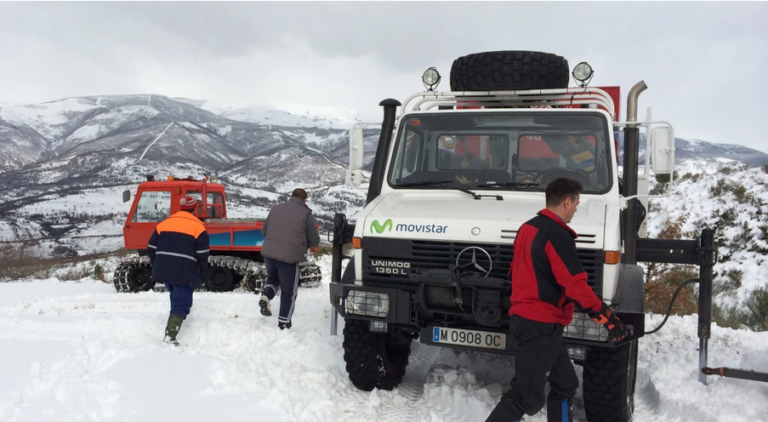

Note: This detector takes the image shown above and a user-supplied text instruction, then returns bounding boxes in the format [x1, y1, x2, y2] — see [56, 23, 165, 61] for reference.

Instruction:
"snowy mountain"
[0, 95, 377, 256]
[1, 93, 767, 261]
[617, 133, 768, 168]
[192, 99, 362, 130]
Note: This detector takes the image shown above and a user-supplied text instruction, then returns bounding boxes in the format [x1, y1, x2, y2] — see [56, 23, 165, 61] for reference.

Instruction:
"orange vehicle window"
[187, 192, 225, 218]
[132, 191, 172, 222]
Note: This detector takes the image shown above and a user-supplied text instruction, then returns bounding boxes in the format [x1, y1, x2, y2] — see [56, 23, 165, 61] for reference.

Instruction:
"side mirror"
[651, 127, 675, 175]
[122, 190, 131, 203]
[347, 124, 365, 187]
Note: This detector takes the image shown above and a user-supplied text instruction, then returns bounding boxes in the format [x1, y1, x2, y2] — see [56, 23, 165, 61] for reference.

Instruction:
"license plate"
[432, 327, 506, 350]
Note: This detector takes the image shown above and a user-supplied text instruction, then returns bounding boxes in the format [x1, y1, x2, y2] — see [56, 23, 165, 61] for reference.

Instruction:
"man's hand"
[589, 302, 629, 342]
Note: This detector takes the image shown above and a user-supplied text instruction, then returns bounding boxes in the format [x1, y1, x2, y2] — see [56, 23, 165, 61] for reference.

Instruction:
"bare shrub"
[0, 243, 49, 280]
[745, 287, 768, 332]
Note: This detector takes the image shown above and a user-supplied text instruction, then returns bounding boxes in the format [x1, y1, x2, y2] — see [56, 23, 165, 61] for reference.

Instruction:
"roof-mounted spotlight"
[422, 67, 441, 92]
[572, 62, 594, 87]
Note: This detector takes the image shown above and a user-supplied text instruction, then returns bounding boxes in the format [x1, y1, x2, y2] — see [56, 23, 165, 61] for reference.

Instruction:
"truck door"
[124, 190, 172, 250]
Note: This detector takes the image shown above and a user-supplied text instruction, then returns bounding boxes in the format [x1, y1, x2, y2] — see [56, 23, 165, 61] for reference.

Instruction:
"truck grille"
[362, 238, 603, 297]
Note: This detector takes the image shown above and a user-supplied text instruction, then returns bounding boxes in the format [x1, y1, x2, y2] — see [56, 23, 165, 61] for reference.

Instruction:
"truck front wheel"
[582, 340, 638, 422]
[342, 319, 411, 391]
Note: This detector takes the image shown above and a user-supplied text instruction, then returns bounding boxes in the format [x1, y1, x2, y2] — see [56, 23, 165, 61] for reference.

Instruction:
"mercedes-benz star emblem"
[456, 246, 493, 277]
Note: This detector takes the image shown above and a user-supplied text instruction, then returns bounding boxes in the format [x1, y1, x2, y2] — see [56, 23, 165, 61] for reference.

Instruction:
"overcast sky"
[1, 2, 767, 151]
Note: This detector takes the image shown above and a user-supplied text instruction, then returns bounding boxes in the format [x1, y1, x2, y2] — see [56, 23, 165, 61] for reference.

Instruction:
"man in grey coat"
[259, 188, 320, 329]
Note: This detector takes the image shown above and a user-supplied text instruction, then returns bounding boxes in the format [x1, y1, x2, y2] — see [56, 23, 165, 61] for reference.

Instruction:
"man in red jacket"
[486, 178, 629, 422]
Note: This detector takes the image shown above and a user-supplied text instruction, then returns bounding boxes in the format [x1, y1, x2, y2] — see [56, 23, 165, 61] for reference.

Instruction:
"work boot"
[546, 397, 573, 422]
[164, 314, 184, 346]
[278, 321, 292, 330]
[259, 295, 272, 316]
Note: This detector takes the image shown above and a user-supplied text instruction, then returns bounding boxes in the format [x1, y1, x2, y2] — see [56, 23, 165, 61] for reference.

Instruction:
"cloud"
[0, 2, 767, 151]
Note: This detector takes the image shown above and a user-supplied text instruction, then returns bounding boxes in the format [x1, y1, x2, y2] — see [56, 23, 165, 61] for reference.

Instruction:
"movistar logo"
[370, 219, 393, 234]
[370, 219, 448, 234]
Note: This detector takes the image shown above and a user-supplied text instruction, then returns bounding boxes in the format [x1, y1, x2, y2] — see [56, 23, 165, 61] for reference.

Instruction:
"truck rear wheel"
[583, 340, 638, 422]
[450, 51, 569, 91]
[342, 319, 411, 391]
[113, 262, 154, 293]
[203, 265, 236, 292]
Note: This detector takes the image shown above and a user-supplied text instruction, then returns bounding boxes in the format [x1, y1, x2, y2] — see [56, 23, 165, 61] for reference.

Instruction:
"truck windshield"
[388, 112, 613, 194]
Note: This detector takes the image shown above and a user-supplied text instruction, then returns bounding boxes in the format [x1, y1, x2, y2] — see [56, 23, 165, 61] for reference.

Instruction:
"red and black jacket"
[508, 209, 602, 326]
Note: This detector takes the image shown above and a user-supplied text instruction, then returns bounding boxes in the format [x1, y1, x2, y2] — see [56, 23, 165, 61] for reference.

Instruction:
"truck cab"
[123, 176, 227, 251]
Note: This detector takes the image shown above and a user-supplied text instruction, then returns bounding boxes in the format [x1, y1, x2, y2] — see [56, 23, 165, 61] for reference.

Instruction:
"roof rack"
[400, 87, 616, 121]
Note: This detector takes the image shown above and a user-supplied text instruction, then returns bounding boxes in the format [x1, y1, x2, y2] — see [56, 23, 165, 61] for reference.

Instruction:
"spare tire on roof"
[450, 51, 569, 91]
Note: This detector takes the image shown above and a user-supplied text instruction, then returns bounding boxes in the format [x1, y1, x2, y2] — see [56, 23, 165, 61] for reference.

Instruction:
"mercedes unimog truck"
[328, 51, 717, 422]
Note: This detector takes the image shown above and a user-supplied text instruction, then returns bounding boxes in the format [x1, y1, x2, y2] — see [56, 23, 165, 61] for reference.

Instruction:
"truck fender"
[341, 260, 356, 284]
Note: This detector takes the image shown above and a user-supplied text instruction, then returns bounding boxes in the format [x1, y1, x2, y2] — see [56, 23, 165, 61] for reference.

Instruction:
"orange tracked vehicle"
[114, 174, 321, 293]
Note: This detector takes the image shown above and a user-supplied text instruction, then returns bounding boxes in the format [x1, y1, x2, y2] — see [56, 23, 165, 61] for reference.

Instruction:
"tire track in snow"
[378, 342, 442, 421]
[359, 342, 466, 422]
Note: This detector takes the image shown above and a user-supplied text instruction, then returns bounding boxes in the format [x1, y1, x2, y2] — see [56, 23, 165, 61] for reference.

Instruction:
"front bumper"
[330, 281, 644, 352]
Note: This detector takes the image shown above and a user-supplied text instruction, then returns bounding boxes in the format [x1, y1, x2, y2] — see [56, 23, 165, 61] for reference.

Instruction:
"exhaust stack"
[366, 99, 401, 204]
[622, 81, 647, 265]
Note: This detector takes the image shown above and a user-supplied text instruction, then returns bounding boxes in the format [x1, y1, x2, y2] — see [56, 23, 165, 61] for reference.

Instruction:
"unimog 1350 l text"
[328, 51, 716, 422]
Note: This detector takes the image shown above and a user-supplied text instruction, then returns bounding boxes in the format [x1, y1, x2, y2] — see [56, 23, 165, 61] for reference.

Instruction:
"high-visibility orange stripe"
[156, 213, 205, 238]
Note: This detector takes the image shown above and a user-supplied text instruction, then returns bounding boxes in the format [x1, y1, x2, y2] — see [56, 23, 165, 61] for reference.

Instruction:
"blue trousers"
[165, 283, 193, 319]
[262, 257, 300, 325]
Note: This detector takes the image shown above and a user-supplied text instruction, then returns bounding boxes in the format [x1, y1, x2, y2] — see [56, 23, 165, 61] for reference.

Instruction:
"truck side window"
[187, 192, 224, 218]
[207, 193, 224, 218]
[393, 128, 423, 180]
[132, 191, 172, 222]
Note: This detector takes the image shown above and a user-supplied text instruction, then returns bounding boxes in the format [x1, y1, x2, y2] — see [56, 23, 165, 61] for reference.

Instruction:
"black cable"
[644, 278, 700, 335]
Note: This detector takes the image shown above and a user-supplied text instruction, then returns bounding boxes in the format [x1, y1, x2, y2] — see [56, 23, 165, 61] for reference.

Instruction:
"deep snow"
[0, 256, 767, 422]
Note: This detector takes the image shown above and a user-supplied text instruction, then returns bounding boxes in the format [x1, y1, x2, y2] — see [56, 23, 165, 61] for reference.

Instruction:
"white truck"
[328, 50, 716, 422]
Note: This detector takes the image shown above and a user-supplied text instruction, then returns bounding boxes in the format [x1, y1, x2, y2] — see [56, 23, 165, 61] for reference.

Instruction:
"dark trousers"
[262, 257, 300, 325]
[486, 315, 579, 422]
[165, 283, 193, 319]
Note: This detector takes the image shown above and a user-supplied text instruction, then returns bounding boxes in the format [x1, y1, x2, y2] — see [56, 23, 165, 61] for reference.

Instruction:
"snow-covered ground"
[0, 257, 766, 422]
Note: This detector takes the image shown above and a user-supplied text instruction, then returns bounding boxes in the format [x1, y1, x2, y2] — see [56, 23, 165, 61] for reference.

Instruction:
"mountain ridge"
[1, 93, 766, 257]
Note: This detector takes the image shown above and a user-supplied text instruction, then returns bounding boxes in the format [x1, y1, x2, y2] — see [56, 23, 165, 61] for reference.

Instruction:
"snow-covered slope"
[648, 162, 768, 308]
[0, 257, 765, 422]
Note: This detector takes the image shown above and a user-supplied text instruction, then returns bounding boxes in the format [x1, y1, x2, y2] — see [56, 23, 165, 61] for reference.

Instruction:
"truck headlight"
[563, 312, 608, 342]
[422, 67, 441, 91]
[572, 62, 593, 82]
[345, 290, 389, 318]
